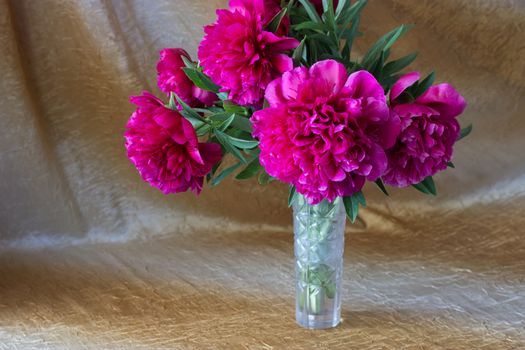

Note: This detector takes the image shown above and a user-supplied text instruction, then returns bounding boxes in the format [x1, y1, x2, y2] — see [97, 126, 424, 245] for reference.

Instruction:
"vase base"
[296, 311, 341, 329]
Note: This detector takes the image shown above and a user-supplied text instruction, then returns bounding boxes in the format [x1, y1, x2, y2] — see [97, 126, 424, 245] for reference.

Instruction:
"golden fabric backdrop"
[0, 0, 524, 348]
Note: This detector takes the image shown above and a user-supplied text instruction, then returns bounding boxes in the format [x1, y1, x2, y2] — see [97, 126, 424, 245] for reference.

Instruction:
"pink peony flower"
[125, 92, 222, 194]
[382, 72, 467, 187]
[198, 0, 299, 106]
[157, 48, 217, 107]
[251, 60, 398, 204]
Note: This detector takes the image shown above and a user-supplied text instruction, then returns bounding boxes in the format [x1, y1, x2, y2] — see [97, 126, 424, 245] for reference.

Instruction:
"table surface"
[1, 218, 523, 350]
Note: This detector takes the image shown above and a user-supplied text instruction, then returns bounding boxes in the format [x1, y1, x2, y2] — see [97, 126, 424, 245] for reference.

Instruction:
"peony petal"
[265, 67, 309, 106]
[390, 71, 420, 103]
[344, 70, 386, 101]
[393, 103, 439, 120]
[271, 54, 294, 74]
[199, 142, 223, 167]
[310, 60, 348, 96]
[129, 91, 164, 108]
[416, 83, 467, 119]
[192, 86, 217, 107]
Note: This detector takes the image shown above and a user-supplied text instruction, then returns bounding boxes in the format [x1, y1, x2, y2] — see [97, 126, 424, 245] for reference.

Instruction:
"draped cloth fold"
[0, 0, 524, 348]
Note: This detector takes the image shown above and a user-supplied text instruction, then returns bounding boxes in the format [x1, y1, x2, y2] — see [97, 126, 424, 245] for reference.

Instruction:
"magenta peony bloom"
[198, 0, 299, 106]
[157, 48, 217, 107]
[252, 60, 398, 204]
[382, 72, 467, 187]
[125, 92, 222, 194]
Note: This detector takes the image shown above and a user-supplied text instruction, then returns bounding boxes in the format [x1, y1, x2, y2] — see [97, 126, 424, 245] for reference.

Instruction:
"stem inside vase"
[293, 195, 346, 329]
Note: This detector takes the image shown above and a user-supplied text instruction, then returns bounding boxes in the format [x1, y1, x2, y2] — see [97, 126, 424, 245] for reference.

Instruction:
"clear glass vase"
[293, 194, 346, 329]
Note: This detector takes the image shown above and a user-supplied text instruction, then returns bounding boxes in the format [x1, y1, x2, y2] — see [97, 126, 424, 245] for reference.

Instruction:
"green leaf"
[182, 67, 220, 93]
[217, 92, 229, 101]
[288, 186, 298, 207]
[209, 113, 253, 133]
[458, 124, 473, 141]
[236, 157, 263, 180]
[223, 133, 259, 150]
[217, 114, 235, 131]
[375, 178, 389, 196]
[335, 0, 349, 18]
[293, 37, 307, 64]
[266, 7, 288, 33]
[223, 101, 249, 116]
[382, 52, 418, 76]
[322, 0, 336, 31]
[293, 21, 327, 32]
[447, 162, 456, 168]
[173, 93, 207, 127]
[412, 176, 437, 196]
[355, 191, 367, 207]
[195, 123, 211, 137]
[166, 92, 178, 110]
[298, 0, 323, 23]
[211, 162, 243, 186]
[180, 55, 196, 69]
[411, 71, 435, 99]
[362, 24, 413, 70]
[258, 171, 273, 185]
[337, 0, 367, 26]
[214, 130, 247, 164]
[340, 15, 361, 59]
[343, 192, 363, 224]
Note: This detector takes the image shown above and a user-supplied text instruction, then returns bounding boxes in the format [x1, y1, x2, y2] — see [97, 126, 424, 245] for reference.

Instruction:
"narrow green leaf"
[322, 0, 336, 32]
[341, 16, 361, 60]
[411, 71, 435, 99]
[173, 93, 207, 127]
[412, 176, 437, 196]
[335, 0, 349, 18]
[182, 67, 220, 93]
[258, 171, 273, 185]
[375, 178, 389, 196]
[167, 92, 178, 110]
[223, 101, 249, 116]
[218, 114, 235, 131]
[288, 186, 298, 207]
[217, 92, 229, 101]
[343, 195, 359, 223]
[180, 55, 196, 69]
[355, 191, 367, 207]
[293, 21, 327, 32]
[337, 0, 367, 27]
[382, 52, 418, 76]
[266, 7, 288, 33]
[447, 162, 456, 168]
[362, 24, 413, 70]
[224, 134, 259, 150]
[231, 115, 254, 134]
[458, 124, 473, 141]
[211, 162, 243, 186]
[293, 37, 307, 64]
[236, 157, 263, 180]
[195, 123, 211, 137]
[209, 113, 253, 133]
[214, 130, 247, 164]
[298, 0, 322, 23]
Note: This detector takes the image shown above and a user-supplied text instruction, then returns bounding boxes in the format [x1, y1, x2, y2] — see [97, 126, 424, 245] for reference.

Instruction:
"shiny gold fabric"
[0, 0, 524, 348]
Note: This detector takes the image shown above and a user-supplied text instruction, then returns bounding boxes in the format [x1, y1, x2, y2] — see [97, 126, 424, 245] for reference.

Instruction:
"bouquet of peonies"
[125, 0, 470, 213]
[124, 0, 470, 329]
